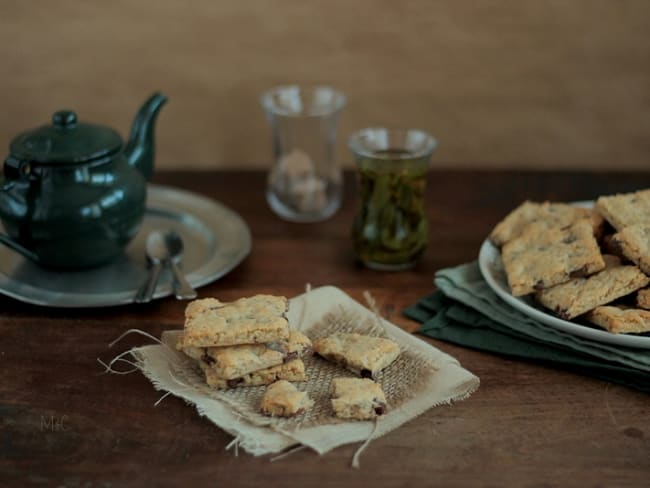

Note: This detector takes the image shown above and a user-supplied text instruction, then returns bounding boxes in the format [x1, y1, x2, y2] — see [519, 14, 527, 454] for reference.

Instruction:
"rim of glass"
[348, 127, 438, 160]
[260, 84, 347, 117]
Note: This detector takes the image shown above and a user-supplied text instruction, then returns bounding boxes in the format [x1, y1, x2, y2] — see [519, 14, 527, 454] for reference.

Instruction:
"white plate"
[0, 184, 252, 308]
[478, 230, 650, 350]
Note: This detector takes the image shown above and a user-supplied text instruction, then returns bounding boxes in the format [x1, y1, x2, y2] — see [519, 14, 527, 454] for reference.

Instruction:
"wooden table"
[2, 170, 649, 487]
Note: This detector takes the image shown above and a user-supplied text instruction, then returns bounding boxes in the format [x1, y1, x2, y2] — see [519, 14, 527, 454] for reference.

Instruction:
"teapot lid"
[9, 110, 123, 165]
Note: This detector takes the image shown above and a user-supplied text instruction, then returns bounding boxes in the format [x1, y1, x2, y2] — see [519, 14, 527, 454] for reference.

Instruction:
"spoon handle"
[169, 259, 197, 300]
[134, 261, 164, 303]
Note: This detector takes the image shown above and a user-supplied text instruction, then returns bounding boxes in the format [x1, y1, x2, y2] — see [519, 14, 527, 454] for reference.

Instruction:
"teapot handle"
[0, 161, 40, 262]
[0, 233, 39, 262]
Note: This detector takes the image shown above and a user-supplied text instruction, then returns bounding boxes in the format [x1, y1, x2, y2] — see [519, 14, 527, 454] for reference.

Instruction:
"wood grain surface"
[2, 1, 650, 170]
[1, 170, 649, 487]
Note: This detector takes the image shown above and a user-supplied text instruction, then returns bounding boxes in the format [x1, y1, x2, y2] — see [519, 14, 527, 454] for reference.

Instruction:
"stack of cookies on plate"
[490, 189, 650, 334]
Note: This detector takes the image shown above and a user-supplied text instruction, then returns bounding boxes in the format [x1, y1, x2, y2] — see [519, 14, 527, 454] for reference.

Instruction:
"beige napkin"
[128, 286, 479, 459]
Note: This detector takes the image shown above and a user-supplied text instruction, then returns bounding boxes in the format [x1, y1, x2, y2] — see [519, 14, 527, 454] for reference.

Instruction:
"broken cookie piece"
[330, 377, 387, 420]
[585, 305, 650, 334]
[313, 332, 400, 379]
[260, 380, 313, 417]
[200, 359, 306, 389]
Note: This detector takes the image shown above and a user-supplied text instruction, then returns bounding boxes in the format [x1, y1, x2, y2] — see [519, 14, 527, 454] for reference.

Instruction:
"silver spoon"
[164, 230, 197, 300]
[134, 231, 167, 303]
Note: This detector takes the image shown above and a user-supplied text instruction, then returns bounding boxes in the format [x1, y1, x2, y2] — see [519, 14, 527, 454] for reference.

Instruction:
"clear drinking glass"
[348, 128, 437, 270]
[261, 85, 346, 222]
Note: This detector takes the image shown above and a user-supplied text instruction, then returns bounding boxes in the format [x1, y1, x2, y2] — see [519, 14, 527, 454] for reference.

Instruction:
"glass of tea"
[348, 128, 437, 270]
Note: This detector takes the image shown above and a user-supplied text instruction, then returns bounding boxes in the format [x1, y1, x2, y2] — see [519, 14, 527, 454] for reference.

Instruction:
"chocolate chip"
[284, 352, 298, 362]
[569, 265, 590, 278]
[374, 404, 386, 415]
[609, 238, 623, 254]
[556, 308, 570, 320]
[227, 378, 243, 388]
[562, 235, 577, 244]
[360, 369, 373, 378]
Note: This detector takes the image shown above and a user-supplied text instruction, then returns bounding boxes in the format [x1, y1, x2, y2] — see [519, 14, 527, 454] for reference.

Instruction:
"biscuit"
[502, 219, 605, 296]
[178, 329, 312, 378]
[202, 329, 313, 379]
[584, 305, 650, 334]
[490, 201, 604, 247]
[330, 378, 387, 420]
[609, 224, 650, 275]
[636, 288, 650, 310]
[535, 255, 650, 319]
[182, 295, 289, 348]
[596, 188, 650, 231]
[200, 359, 306, 389]
[313, 333, 400, 379]
[260, 380, 313, 417]
[202, 343, 286, 380]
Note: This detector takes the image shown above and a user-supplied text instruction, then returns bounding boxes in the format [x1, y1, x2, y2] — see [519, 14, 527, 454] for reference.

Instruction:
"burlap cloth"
[126, 286, 479, 460]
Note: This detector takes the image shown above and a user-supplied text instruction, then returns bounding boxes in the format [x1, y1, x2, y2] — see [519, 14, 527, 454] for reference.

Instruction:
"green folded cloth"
[404, 261, 650, 393]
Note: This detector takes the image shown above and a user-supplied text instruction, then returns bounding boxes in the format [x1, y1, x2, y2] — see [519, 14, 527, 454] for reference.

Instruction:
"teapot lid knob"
[52, 111, 77, 128]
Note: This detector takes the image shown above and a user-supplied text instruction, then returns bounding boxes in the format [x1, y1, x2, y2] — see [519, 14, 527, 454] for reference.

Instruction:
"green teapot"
[0, 92, 167, 269]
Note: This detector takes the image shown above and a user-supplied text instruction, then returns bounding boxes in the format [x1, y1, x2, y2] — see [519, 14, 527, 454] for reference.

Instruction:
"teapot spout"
[124, 92, 168, 181]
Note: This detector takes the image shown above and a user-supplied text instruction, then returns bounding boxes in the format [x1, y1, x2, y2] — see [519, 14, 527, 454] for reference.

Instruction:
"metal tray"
[0, 184, 252, 307]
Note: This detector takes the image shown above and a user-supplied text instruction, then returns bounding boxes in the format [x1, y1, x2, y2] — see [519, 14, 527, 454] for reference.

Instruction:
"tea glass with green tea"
[348, 128, 437, 270]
